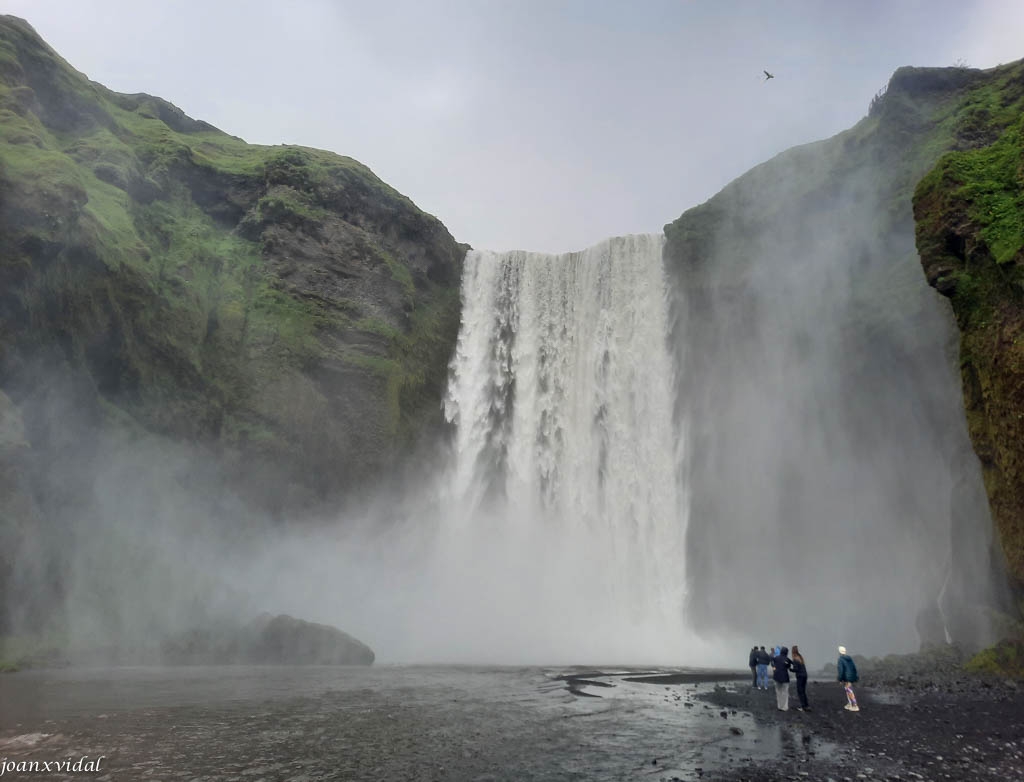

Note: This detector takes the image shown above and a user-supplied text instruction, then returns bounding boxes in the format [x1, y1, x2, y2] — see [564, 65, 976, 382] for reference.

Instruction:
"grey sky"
[3, 0, 1022, 253]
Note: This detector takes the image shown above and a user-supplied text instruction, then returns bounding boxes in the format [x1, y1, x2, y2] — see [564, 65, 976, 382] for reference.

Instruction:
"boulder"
[160, 613, 375, 666]
[241, 613, 375, 666]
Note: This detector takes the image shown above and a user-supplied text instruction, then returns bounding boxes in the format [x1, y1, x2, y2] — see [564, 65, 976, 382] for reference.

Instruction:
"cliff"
[913, 59, 1024, 593]
[663, 62, 1021, 650]
[0, 16, 464, 641]
[0, 16, 465, 513]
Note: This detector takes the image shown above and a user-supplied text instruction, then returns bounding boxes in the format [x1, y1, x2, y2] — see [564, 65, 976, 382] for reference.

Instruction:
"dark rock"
[161, 613, 375, 665]
[242, 613, 375, 665]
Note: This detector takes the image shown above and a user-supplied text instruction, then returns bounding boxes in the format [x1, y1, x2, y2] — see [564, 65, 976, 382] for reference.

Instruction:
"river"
[0, 665, 827, 780]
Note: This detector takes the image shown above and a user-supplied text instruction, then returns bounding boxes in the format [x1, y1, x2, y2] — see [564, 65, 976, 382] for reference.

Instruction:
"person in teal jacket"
[836, 645, 859, 711]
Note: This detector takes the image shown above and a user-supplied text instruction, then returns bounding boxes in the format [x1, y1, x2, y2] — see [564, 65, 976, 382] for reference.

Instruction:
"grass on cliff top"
[0, 81, 365, 370]
[909, 61, 1024, 270]
[922, 116, 1024, 266]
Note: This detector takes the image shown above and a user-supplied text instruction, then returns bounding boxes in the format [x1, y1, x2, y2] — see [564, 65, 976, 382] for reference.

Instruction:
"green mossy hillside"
[0, 15, 466, 519]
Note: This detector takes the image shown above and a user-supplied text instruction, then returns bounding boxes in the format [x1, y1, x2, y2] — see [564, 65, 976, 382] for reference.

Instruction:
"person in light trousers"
[772, 646, 794, 710]
[756, 646, 771, 689]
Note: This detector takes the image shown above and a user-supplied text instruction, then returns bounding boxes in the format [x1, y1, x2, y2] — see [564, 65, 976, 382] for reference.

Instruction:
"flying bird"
[764, 70, 774, 80]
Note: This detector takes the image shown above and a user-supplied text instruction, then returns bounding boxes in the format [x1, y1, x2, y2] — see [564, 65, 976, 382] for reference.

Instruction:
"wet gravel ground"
[0, 666, 802, 781]
[694, 667, 1024, 782]
[0, 662, 1020, 781]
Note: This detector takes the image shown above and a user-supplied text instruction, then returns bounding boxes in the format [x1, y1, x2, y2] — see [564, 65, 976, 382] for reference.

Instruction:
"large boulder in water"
[159, 613, 375, 665]
[241, 614, 375, 665]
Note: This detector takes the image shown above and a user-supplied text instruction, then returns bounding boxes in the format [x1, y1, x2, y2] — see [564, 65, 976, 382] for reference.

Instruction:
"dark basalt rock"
[160, 613, 375, 666]
[242, 613, 375, 666]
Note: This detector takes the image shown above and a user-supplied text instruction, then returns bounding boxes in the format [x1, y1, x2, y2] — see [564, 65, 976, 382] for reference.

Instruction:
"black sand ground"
[678, 658, 1024, 782]
[0, 660, 1020, 780]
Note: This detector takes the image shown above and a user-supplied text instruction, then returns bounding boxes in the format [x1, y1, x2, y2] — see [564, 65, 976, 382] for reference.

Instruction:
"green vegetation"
[340, 285, 461, 438]
[0, 633, 68, 672]
[912, 65, 1024, 590]
[0, 15, 465, 515]
[966, 638, 1024, 679]
[918, 116, 1024, 266]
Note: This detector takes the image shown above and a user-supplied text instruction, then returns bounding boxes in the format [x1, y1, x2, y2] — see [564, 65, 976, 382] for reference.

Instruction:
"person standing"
[749, 646, 758, 687]
[756, 646, 771, 690]
[836, 645, 859, 711]
[791, 645, 810, 711]
[772, 646, 794, 711]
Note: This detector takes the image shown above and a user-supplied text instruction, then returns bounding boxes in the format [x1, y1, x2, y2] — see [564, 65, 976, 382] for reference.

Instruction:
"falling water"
[437, 234, 689, 661]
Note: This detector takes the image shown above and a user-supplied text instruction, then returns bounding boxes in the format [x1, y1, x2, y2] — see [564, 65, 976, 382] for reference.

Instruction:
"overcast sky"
[3, 0, 1023, 253]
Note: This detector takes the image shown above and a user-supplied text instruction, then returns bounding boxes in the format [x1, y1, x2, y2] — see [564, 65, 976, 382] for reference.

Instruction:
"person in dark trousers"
[749, 646, 758, 687]
[755, 646, 771, 690]
[837, 645, 859, 711]
[772, 646, 794, 710]
[791, 644, 810, 711]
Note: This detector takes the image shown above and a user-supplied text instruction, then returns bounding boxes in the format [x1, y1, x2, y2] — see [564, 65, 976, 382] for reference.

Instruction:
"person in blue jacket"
[837, 645, 859, 711]
[772, 646, 794, 711]
[755, 646, 771, 690]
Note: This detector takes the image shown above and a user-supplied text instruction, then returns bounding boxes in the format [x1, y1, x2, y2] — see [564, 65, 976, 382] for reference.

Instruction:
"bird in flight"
[764, 70, 774, 80]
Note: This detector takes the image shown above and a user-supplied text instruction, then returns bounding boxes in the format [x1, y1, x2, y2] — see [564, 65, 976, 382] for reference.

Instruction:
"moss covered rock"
[0, 15, 466, 518]
[913, 61, 1024, 592]
[965, 638, 1024, 679]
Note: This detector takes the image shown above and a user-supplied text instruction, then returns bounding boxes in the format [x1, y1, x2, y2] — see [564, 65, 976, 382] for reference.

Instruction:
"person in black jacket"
[748, 646, 758, 687]
[755, 646, 771, 690]
[772, 646, 794, 710]
[791, 644, 810, 711]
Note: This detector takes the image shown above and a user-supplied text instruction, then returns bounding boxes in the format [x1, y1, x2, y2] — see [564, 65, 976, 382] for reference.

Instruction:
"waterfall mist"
[2, 236, 705, 666]
[241, 236, 698, 665]
[434, 235, 691, 662]
[2, 116, 1011, 669]
[667, 142, 1008, 665]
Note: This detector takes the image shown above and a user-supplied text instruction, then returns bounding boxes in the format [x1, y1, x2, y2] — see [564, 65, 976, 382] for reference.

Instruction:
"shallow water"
[0, 666, 830, 780]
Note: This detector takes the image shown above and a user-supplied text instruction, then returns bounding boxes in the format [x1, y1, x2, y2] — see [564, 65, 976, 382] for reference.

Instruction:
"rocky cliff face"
[663, 62, 1020, 651]
[0, 16, 464, 512]
[0, 16, 465, 639]
[913, 59, 1024, 595]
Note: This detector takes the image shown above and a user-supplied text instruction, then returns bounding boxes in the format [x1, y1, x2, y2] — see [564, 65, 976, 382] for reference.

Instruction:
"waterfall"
[436, 234, 689, 661]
